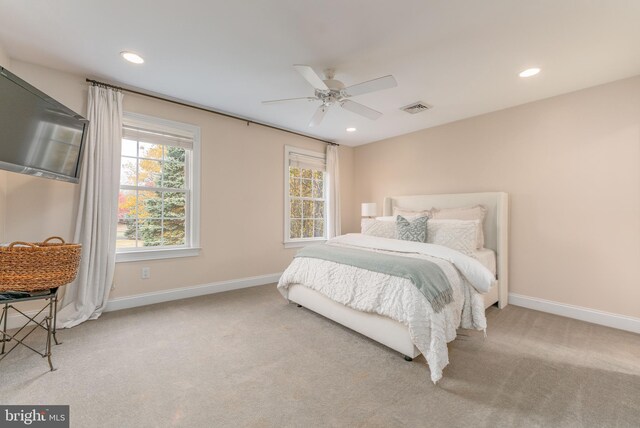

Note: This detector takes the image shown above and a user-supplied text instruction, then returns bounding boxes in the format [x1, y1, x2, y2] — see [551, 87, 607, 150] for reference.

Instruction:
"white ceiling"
[1, 1, 639, 146]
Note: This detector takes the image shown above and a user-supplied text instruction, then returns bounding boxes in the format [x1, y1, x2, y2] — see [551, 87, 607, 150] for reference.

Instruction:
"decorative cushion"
[361, 218, 397, 239]
[392, 207, 432, 219]
[430, 205, 486, 248]
[396, 215, 428, 243]
[427, 219, 480, 255]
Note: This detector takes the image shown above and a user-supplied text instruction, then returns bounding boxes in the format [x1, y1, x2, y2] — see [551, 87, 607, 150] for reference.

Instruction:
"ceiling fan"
[262, 65, 397, 127]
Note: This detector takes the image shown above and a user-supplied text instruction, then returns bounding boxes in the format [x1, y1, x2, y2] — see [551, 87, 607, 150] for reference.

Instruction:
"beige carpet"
[0, 284, 638, 427]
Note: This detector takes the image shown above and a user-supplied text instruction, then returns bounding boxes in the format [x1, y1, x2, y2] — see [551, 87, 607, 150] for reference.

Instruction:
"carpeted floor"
[0, 284, 638, 427]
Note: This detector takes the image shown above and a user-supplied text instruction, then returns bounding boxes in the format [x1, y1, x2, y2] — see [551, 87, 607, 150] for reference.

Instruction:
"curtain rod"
[85, 78, 338, 146]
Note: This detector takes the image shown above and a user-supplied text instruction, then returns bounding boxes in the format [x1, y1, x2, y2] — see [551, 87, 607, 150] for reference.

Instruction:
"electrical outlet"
[141, 267, 151, 279]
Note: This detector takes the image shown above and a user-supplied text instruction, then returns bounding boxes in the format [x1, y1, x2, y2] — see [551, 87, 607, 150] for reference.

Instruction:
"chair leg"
[1, 303, 8, 355]
[52, 294, 61, 345]
[45, 298, 56, 371]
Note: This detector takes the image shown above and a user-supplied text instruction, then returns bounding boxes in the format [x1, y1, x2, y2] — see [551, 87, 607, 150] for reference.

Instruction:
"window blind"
[122, 125, 193, 150]
[288, 152, 326, 171]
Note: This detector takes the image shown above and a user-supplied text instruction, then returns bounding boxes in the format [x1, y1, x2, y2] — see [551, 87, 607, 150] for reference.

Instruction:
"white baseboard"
[508, 293, 640, 334]
[2, 273, 281, 330]
[6, 281, 637, 335]
[104, 272, 282, 312]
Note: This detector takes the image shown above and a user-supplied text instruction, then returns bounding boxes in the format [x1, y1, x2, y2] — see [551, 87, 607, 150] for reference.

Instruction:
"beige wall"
[0, 171, 5, 242]
[337, 145, 359, 234]
[0, 39, 10, 241]
[0, 39, 9, 68]
[3, 60, 355, 300]
[355, 75, 640, 319]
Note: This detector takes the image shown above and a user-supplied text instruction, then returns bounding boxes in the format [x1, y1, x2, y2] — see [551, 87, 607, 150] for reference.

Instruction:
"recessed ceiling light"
[519, 67, 540, 78]
[120, 51, 144, 64]
[346, 127, 357, 132]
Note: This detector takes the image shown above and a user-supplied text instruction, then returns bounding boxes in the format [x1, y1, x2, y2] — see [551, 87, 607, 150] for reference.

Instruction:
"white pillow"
[431, 205, 486, 249]
[392, 207, 432, 219]
[427, 219, 480, 255]
[361, 218, 397, 239]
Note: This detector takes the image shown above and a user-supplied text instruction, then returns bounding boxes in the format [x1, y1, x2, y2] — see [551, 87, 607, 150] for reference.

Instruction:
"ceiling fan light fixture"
[346, 127, 357, 132]
[519, 67, 540, 77]
[121, 51, 144, 64]
[264, 65, 397, 127]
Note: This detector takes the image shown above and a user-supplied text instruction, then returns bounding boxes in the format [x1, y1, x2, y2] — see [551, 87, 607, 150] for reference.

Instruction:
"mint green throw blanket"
[295, 244, 453, 312]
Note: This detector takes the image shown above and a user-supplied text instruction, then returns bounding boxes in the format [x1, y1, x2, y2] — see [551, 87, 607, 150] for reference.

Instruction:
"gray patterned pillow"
[396, 215, 428, 243]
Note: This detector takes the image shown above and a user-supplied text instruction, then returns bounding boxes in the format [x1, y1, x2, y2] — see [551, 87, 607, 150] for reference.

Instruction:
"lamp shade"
[361, 203, 377, 217]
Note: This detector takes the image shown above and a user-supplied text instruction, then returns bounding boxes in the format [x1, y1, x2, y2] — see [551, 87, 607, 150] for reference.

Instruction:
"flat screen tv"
[0, 67, 89, 183]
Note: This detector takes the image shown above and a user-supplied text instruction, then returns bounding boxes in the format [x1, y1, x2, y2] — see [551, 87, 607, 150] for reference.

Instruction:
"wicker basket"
[0, 237, 82, 292]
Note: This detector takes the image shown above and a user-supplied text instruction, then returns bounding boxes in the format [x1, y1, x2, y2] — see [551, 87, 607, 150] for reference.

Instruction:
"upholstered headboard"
[383, 192, 509, 307]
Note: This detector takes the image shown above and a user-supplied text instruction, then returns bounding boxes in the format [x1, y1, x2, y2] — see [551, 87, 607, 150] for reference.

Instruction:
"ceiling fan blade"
[294, 65, 329, 91]
[309, 105, 328, 127]
[343, 75, 397, 97]
[262, 97, 317, 105]
[340, 99, 382, 120]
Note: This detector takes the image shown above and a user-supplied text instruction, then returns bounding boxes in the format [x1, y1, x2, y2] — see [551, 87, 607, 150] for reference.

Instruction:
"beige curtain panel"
[57, 85, 123, 328]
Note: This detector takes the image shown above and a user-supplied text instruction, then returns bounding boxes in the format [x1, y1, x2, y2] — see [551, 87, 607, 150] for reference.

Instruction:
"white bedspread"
[277, 233, 492, 383]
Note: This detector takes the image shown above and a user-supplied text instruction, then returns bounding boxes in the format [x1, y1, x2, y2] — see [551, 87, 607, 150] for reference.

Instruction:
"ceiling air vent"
[400, 101, 432, 114]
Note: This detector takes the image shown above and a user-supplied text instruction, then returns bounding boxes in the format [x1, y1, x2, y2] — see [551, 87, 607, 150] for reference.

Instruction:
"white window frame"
[284, 145, 328, 248]
[116, 112, 201, 262]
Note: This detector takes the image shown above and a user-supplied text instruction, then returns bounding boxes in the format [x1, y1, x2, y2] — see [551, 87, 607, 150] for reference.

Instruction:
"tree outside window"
[285, 146, 328, 245]
[117, 138, 189, 249]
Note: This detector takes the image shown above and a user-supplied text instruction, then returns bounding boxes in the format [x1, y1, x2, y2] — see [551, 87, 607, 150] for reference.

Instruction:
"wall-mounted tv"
[0, 67, 89, 183]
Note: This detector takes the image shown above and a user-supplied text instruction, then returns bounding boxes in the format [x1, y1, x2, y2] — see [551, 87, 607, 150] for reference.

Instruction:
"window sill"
[284, 240, 326, 249]
[116, 247, 201, 263]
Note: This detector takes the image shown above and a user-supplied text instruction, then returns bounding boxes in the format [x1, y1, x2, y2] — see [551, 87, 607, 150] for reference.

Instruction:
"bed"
[278, 192, 509, 382]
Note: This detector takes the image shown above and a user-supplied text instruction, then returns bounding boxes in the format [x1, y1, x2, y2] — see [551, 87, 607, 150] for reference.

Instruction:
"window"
[284, 146, 327, 247]
[116, 112, 200, 262]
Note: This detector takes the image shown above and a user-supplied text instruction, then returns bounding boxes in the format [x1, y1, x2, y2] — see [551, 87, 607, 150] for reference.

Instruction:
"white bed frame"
[288, 192, 509, 359]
